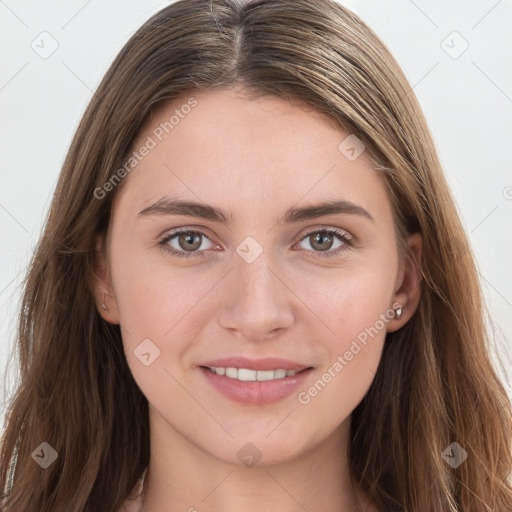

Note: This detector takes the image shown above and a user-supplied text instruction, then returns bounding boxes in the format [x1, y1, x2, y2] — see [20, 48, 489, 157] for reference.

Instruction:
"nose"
[217, 250, 294, 342]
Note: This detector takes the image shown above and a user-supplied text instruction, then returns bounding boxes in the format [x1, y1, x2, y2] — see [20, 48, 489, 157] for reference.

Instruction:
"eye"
[158, 229, 216, 258]
[296, 228, 353, 258]
[158, 227, 353, 260]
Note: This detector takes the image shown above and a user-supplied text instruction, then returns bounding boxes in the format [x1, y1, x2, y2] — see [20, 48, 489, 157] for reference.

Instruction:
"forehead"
[112, 88, 391, 223]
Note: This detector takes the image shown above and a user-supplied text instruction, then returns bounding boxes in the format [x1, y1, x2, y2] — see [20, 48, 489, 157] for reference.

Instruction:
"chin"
[208, 429, 314, 467]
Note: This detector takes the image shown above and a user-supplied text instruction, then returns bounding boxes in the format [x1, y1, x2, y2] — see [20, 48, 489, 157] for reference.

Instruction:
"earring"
[394, 305, 402, 319]
[101, 293, 108, 311]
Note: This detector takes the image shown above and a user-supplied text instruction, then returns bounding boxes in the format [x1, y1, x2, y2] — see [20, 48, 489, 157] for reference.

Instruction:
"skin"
[93, 86, 422, 512]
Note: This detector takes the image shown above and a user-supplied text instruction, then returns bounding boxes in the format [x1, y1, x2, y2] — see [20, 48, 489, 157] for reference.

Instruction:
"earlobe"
[387, 232, 422, 332]
[92, 235, 120, 325]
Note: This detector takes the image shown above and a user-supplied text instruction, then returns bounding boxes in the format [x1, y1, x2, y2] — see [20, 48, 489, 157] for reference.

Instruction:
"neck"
[138, 406, 372, 512]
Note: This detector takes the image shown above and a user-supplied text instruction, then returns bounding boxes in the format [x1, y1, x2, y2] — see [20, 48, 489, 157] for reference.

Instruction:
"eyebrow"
[137, 196, 374, 224]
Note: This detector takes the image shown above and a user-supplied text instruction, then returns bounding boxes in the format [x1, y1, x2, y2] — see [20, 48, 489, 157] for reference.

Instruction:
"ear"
[92, 234, 120, 325]
[387, 232, 422, 332]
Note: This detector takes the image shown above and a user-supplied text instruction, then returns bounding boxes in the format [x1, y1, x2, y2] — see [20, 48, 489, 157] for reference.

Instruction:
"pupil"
[181, 232, 201, 251]
[312, 233, 332, 251]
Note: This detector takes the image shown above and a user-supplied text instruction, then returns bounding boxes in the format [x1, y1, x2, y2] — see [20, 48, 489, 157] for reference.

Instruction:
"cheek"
[304, 259, 396, 346]
[294, 277, 391, 423]
[110, 257, 218, 403]
[294, 255, 396, 400]
[109, 250, 213, 357]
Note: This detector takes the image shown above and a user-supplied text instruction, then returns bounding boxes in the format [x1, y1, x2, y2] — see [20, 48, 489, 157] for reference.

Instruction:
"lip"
[199, 357, 309, 372]
[198, 357, 314, 406]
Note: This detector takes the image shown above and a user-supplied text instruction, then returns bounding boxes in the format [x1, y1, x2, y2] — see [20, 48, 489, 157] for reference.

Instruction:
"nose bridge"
[218, 238, 294, 340]
[236, 242, 283, 309]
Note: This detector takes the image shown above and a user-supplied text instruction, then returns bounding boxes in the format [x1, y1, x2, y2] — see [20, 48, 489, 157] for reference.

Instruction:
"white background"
[1, 0, 511, 415]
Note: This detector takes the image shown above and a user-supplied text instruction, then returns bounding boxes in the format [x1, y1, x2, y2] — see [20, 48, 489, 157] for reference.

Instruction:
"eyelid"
[293, 226, 354, 258]
[158, 225, 355, 259]
[158, 227, 219, 254]
[296, 224, 353, 241]
[159, 224, 353, 243]
[157, 224, 217, 241]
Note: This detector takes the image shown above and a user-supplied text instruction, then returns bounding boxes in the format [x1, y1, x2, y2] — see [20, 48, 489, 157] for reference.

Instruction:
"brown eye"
[309, 232, 335, 251]
[159, 229, 215, 258]
[297, 228, 352, 258]
[177, 232, 202, 251]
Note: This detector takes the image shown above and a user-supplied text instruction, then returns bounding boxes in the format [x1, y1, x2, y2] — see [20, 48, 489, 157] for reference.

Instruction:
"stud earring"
[394, 305, 402, 319]
[101, 293, 108, 311]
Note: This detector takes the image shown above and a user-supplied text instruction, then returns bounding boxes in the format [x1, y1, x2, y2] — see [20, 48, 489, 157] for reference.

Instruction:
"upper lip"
[199, 357, 312, 372]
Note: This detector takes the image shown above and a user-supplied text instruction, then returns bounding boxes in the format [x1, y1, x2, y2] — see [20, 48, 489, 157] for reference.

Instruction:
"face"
[94, 87, 421, 466]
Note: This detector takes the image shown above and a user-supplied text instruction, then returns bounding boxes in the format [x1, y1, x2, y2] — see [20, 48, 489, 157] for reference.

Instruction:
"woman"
[1, 0, 511, 511]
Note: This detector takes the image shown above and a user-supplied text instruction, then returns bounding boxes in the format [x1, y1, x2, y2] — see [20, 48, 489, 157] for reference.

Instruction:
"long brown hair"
[1, 1, 511, 510]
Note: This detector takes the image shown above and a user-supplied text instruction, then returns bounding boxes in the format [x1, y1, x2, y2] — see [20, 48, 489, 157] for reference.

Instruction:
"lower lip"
[199, 366, 314, 405]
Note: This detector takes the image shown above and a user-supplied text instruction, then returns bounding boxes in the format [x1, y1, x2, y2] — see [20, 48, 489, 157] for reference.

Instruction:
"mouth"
[200, 365, 312, 382]
[198, 359, 314, 405]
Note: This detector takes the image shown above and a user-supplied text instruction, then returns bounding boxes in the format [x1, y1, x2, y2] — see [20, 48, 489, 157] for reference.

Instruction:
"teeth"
[256, 370, 274, 381]
[225, 367, 237, 378]
[274, 369, 287, 379]
[237, 368, 257, 381]
[208, 366, 300, 381]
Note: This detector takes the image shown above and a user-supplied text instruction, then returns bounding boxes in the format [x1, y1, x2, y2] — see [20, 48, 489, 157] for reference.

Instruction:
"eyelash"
[157, 227, 353, 260]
